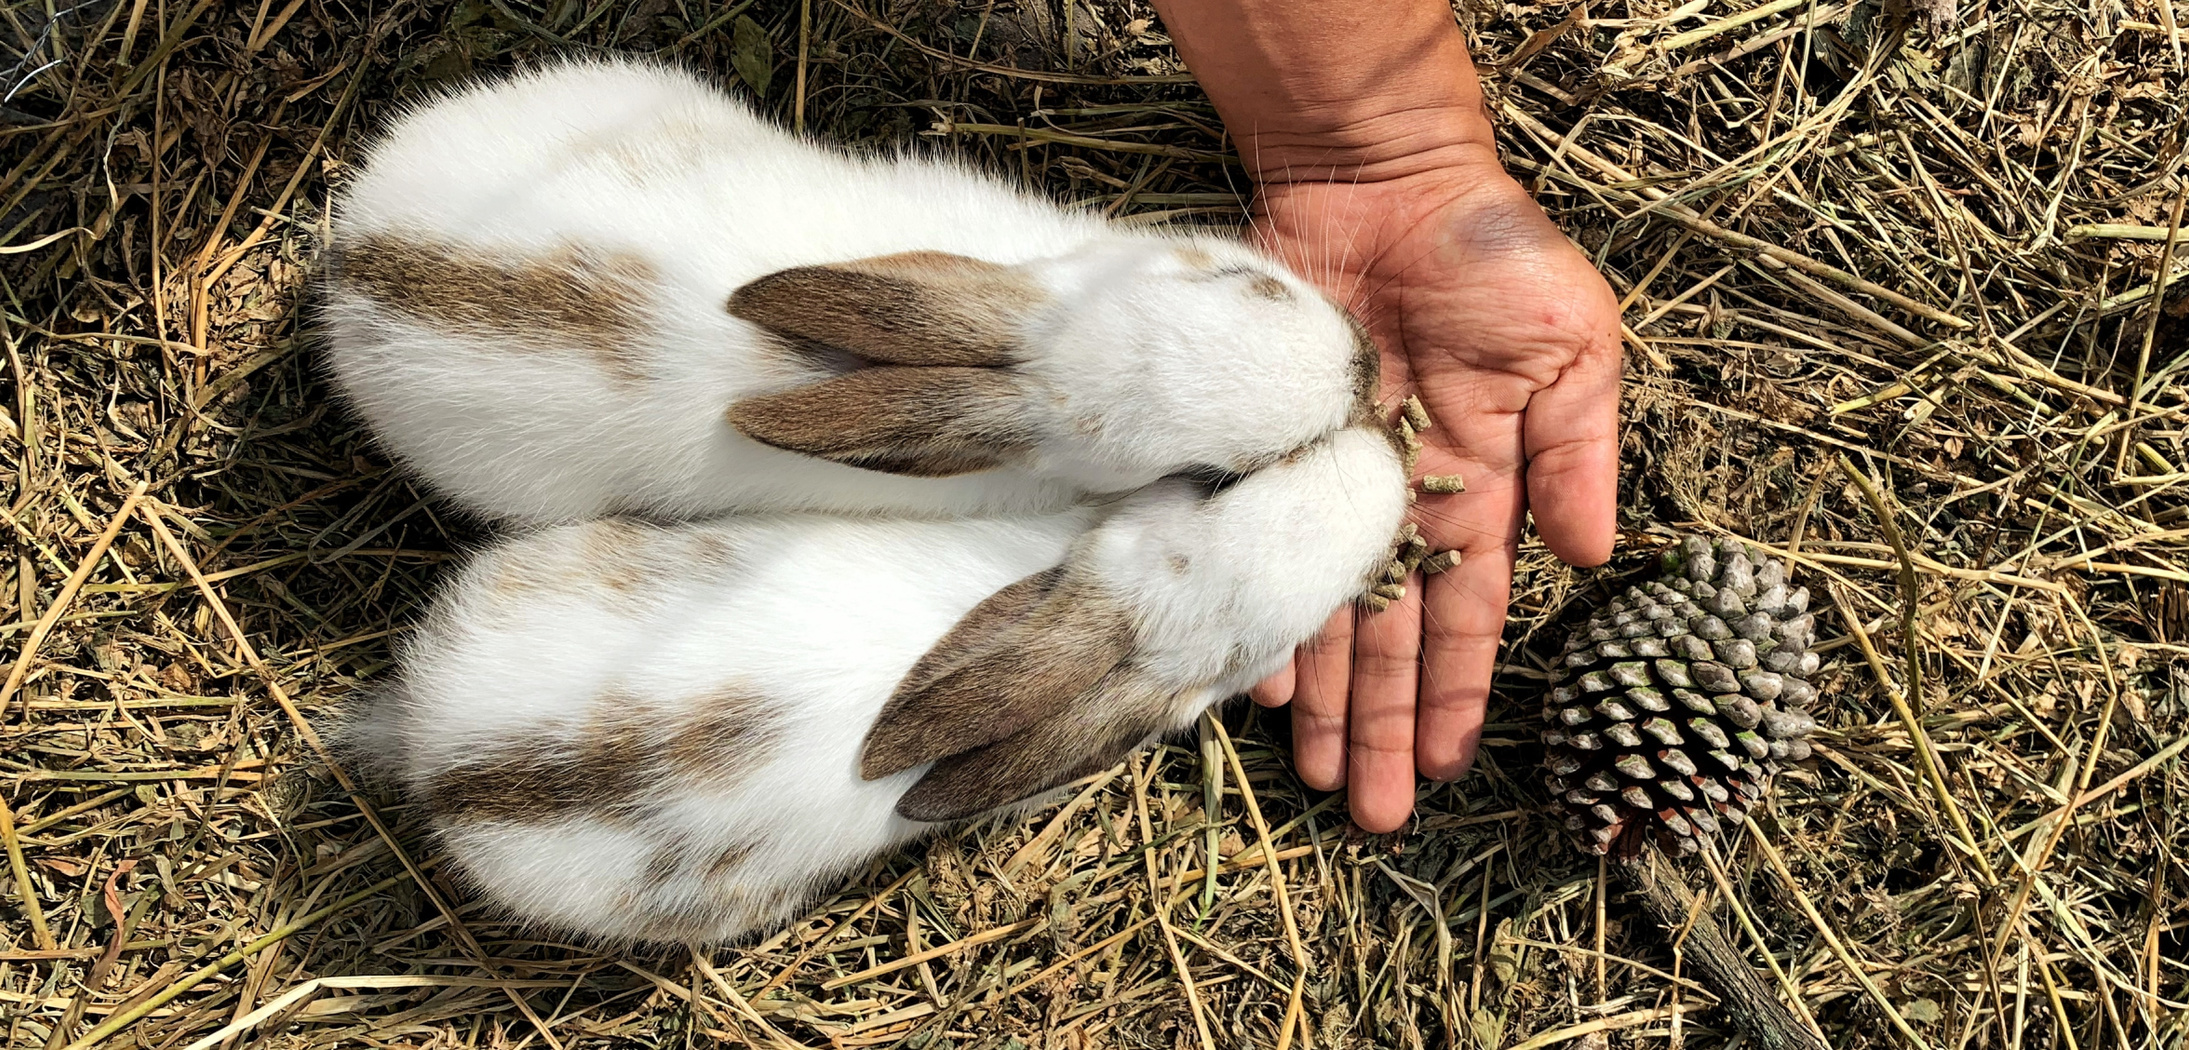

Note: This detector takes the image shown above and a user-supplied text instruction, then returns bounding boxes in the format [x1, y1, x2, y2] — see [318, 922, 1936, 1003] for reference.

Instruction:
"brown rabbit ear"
[893, 674, 1181, 823]
[726, 366, 1037, 477]
[727, 251, 1042, 367]
[859, 568, 1135, 781]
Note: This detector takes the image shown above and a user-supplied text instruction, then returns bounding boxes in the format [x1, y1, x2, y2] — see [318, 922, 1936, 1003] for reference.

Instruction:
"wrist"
[1253, 140, 1523, 227]
[1152, 0, 1499, 185]
[1235, 109, 1501, 187]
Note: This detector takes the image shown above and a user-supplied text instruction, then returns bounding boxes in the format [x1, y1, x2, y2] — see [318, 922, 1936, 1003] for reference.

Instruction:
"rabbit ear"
[726, 367, 1038, 477]
[893, 674, 1180, 822]
[859, 568, 1134, 781]
[890, 567, 1059, 700]
[726, 252, 1050, 476]
[727, 251, 1041, 367]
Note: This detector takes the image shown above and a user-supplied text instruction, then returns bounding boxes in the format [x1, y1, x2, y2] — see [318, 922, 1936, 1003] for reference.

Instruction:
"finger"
[1249, 660, 1295, 708]
[1289, 607, 1354, 791]
[1417, 532, 1519, 782]
[1523, 318, 1623, 569]
[1347, 584, 1422, 833]
[1404, 404, 1527, 785]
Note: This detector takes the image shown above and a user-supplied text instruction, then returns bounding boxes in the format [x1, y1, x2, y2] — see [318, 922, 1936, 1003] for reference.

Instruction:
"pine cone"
[1543, 536, 1821, 858]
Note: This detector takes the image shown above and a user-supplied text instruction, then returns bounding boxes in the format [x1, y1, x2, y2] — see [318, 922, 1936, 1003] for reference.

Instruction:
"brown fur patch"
[1342, 315, 1399, 440]
[706, 839, 760, 884]
[726, 366, 1036, 477]
[689, 532, 740, 570]
[334, 234, 658, 380]
[1178, 252, 1293, 301]
[643, 837, 693, 885]
[895, 671, 1180, 822]
[1219, 642, 1261, 680]
[637, 834, 761, 892]
[583, 518, 653, 593]
[1346, 317, 1383, 413]
[424, 687, 780, 825]
[488, 559, 556, 599]
[603, 117, 716, 178]
[727, 250, 1040, 368]
[617, 835, 773, 942]
[861, 567, 1135, 780]
[489, 518, 691, 599]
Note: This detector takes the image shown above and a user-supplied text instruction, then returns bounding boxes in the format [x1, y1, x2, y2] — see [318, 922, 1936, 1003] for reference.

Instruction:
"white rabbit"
[348, 425, 1406, 944]
[321, 58, 1380, 525]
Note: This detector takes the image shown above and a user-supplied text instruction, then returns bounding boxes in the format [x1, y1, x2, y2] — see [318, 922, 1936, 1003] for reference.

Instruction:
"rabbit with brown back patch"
[322, 59, 1382, 525]
[352, 426, 1406, 943]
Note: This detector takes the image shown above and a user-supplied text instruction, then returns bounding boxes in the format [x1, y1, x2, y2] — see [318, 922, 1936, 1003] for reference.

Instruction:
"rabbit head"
[725, 237, 1380, 490]
[861, 423, 1410, 821]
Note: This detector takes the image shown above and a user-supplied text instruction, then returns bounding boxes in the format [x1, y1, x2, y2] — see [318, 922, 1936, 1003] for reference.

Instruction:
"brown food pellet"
[1420, 550, 1462, 574]
[1396, 419, 1422, 475]
[1400, 395, 1433, 433]
[1419, 473, 1467, 494]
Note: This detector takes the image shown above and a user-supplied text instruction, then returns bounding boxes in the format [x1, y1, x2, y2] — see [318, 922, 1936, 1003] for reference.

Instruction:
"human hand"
[1246, 149, 1624, 832]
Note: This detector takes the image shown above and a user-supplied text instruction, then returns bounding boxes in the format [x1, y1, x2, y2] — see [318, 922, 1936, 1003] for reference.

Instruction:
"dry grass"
[1, 0, 2184, 1047]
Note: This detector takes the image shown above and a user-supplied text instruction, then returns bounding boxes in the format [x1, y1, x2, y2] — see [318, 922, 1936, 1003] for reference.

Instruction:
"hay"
[0, 0, 2183, 1046]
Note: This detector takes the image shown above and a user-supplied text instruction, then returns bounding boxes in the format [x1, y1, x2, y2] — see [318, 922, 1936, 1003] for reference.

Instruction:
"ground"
[0, 1, 2184, 1048]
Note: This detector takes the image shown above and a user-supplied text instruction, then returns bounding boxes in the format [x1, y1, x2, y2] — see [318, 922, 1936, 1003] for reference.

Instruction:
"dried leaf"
[733, 15, 774, 98]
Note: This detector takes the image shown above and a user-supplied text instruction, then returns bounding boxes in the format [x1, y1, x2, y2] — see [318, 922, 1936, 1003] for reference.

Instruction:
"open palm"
[1249, 162, 1624, 832]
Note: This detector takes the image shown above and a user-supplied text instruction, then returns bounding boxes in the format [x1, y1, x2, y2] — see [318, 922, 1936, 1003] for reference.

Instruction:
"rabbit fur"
[331, 60, 1412, 945]
[321, 59, 1379, 525]
[361, 428, 1404, 943]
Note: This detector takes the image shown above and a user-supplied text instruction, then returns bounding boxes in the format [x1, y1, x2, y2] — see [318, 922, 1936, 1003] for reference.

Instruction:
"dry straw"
[0, 0, 2183, 1047]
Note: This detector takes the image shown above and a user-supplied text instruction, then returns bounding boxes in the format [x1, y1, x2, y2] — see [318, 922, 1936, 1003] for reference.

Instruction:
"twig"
[1131, 753, 1217, 1050]
[1211, 717, 1313, 1050]
[1750, 828, 1935, 1049]
[2065, 223, 2189, 241]
[0, 791, 53, 949]
[1, 479, 147, 722]
[1615, 843, 1829, 1050]
[1836, 456, 2000, 886]
[2120, 186, 2187, 476]
[690, 951, 813, 1050]
[793, 0, 811, 134]
[1658, 0, 1808, 51]
[1500, 105, 1972, 330]
[1697, 845, 1830, 1039]
[62, 874, 405, 1050]
[1506, 1008, 1677, 1050]
[818, 919, 1039, 989]
[939, 121, 1235, 164]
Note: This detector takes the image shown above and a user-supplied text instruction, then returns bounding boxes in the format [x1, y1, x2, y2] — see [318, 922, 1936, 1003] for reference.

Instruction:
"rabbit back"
[364, 422, 1405, 944]
[325, 59, 1091, 523]
[371, 509, 1095, 943]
